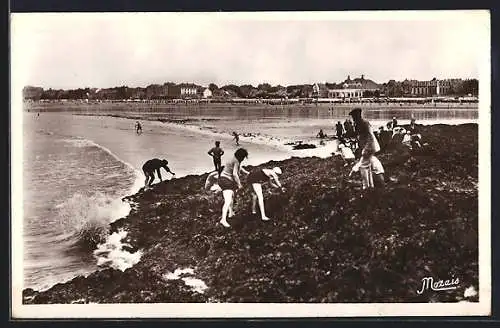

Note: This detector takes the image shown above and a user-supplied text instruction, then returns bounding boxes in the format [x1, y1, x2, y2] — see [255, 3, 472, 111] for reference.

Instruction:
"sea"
[21, 105, 478, 291]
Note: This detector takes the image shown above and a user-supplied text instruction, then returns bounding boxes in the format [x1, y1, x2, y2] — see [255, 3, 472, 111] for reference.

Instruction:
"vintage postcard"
[10, 10, 491, 318]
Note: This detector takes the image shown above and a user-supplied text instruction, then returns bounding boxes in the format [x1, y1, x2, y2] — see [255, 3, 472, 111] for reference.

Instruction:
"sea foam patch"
[163, 268, 208, 294]
[93, 229, 143, 271]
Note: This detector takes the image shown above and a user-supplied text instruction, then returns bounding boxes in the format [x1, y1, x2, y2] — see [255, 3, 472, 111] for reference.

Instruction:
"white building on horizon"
[203, 88, 213, 98]
[179, 83, 198, 97]
[328, 75, 381, 99]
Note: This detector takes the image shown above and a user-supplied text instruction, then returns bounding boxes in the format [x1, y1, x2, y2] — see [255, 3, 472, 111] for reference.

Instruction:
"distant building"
[404, 78, 439, 96]
[213, 88, 237, 99]
[312, 83, 329, 98]
[401, 78, 464, 96]
[203, 88, 213, 98]
[179, 83, 198, 98]
[328, 75, 380, 99]
[436, 78, 463, 95]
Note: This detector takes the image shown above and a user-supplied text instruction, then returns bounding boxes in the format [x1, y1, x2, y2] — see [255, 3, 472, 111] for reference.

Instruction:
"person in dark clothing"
[336, 121, 344, 139]
[135, 121, 142, 135]
[376, 126, 392, 151]
[232, 132, 240, 146]
[343, 119, 350, 137]
[408, 118, 422, 149]
[409, 117, 417, 133]
[316, 129, 327, 139]
[142, 158, 175, 186]
[344, 118, 354, 138]
[392, 116, 398, 129]
[208, 141, 224, 173]
[247, 167, 284, 222]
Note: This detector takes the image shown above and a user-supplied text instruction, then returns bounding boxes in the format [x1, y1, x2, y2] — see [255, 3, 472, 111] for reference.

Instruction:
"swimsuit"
[247, 169, 269, 184]
[219, 157, 240, 190]
[218, 177, 237, 190]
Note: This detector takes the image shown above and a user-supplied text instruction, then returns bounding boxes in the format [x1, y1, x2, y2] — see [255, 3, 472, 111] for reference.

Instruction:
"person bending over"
[218, 148, 248, 227]
[338, 142, 356, 166]
[247, 166, 284, 221]
[350, 156, 385, 189]
[142, 158, 175, 186]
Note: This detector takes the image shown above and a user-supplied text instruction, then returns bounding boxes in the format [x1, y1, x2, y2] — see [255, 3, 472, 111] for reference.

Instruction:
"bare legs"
[371, 156, 385, 189]
[144, 172, 154, 187]
[251, 183, 271, 221]
[220, 184, 272, 227]
[220, 190, 234, 227]
[359, 153, 385, 190]
[360, 152, 374, 190]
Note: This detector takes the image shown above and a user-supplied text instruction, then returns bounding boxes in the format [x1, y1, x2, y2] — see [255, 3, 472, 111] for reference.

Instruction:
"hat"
[349, 108, 362, 117]
[273, 167, 282, 175]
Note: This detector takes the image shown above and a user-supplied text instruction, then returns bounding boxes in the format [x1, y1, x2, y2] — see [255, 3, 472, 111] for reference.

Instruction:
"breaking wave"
[55, 191, 132, 249]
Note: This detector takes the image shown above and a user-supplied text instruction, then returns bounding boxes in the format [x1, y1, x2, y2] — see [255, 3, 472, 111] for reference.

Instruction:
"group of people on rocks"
[140, 130, 285, 228]
[204, 144, 285, 227]
[335, 118, 356, 140]
[375, 116, 424, 151]
[141, 108, 424, 228]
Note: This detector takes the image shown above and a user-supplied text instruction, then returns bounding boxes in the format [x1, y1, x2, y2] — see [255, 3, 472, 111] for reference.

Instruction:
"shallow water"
[22, 112, 293, 290]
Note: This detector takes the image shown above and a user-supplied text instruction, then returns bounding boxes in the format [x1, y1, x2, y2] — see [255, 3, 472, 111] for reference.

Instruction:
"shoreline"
[72, 112, 343, 157]
[22, 123, 479, 303]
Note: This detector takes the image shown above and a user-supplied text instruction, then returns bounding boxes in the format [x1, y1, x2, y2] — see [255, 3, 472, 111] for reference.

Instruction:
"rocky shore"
[23, 124, 479, 304]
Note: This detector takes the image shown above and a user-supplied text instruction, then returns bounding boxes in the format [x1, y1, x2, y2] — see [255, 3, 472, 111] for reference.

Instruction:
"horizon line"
[24, 75, 479, 90]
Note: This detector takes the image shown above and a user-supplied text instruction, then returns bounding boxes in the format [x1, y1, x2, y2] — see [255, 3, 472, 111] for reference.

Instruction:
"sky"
[11, 11, 490, 89]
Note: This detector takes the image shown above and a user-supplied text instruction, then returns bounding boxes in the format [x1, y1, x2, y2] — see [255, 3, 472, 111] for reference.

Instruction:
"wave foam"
[61, 136, 146, 270]
[93, 229, 142, 271]
[55, 192, 132, 248]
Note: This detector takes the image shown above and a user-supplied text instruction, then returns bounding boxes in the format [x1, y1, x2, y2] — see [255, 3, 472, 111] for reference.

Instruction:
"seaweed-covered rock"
[23, 124, 478, 304]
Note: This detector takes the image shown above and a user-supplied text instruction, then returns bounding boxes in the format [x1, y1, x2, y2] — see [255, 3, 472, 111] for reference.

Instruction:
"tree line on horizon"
[22, 78, 479, 101]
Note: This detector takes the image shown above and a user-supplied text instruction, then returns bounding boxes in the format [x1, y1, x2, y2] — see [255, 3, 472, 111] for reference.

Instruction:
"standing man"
[349, 108, 384, 190]
[208, 141, 224, 173]
[336, 121, 344, 139]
